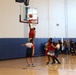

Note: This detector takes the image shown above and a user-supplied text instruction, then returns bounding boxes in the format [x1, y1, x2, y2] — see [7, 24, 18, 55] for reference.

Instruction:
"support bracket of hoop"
[19, 14, 38, 24]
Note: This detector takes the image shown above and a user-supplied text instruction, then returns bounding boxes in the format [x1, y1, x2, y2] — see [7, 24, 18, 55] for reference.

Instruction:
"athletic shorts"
[26, 48, 32, 57]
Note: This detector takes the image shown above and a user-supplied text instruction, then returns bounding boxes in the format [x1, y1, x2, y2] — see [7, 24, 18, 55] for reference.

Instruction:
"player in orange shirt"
[28, 23, 36, 43]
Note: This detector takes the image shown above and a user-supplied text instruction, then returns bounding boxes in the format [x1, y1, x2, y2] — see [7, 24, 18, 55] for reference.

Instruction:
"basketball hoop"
[27, 18, 38, 24]
[19, 5, 38, 24]
[19, 15, 38, 24]
[28, 19, 32, 23]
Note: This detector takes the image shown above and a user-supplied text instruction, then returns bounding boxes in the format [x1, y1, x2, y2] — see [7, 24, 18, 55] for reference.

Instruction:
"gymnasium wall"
[0, 0, 25, 38]
[0, 38, 61, 60]
[49, 0, 65, 38]
[0, 0, 76, 60]
[0, 0, 76, 38]
[68, 0, 76, 37]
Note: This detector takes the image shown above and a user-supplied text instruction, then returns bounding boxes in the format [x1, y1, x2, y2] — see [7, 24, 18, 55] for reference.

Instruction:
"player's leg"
[26, 48, 30, 66]
[46, 55, 50, 65]
[30, 57, 35, 67]
[26, 57, 30, 66]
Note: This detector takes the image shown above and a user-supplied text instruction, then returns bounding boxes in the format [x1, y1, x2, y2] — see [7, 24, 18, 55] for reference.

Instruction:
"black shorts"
[26, 48, 32, 57]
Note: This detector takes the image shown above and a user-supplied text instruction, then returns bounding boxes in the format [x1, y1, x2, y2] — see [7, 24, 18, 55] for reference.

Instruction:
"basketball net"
[28, 19, 32, 23]
[27, 14, 38, 25]
[28, 18, 37, 25]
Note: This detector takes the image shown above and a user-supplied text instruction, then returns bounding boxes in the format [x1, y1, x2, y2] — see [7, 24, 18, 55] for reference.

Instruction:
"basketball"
[29, 14, 33, 18]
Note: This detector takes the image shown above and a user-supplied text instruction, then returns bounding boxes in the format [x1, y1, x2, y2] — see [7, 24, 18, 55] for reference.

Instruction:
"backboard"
[19, 5, 38, 24]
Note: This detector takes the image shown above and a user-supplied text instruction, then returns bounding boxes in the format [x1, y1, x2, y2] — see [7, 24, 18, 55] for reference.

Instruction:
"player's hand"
[22, 44, 25, 46]
[32, 52, 34, 56]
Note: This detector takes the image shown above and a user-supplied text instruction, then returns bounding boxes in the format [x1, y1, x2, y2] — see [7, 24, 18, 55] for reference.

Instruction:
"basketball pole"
[19, 5, 21, 22]
[64, 0, 68, 38]
[48, 0, 50, 37]
[19, 4, 22, 16]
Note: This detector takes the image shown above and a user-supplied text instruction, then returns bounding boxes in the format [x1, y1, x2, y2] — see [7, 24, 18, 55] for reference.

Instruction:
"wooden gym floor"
[0, 54, 76, 75]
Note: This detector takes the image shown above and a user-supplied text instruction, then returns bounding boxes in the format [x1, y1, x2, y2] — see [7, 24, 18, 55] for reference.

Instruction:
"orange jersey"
[29, 29, 35, 38]
[47, 42, 55, 51]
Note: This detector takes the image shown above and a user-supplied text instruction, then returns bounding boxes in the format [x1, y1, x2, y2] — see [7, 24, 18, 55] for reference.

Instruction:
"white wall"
[68, 0, 76, 37]
[0, 0, 76, 38]
[0, 0, 25, 38]
[49, 0, 65, 38]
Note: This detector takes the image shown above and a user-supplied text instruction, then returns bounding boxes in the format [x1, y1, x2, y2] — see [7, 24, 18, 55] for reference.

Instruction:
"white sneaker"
[26, 64, 30, 67]
[32, 64, 35, 67]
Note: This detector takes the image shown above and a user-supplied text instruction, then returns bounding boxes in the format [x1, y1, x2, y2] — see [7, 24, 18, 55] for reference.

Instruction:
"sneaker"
[32, 64, 35, 67]
[51, 62, 55, 64]
[46, 62, 50, 65]
[58, 62, 61, 64]
[26, 64, 30, 67]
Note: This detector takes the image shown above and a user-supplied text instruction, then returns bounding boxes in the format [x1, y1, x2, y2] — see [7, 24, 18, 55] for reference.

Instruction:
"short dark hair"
[49, 38, 52, 41]
[48, 38, 52, 44]
[29, 39, 33, 43]
[33, 27, 35, 30]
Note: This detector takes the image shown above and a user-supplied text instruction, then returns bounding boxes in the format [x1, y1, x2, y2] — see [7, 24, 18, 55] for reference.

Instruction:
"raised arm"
[22, 44, 26, 46]
[29, 23, 31, 30]
[33, 31, 36, 43]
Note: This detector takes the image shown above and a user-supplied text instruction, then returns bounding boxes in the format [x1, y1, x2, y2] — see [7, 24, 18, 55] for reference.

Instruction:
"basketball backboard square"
[19, 5, 38, 24]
